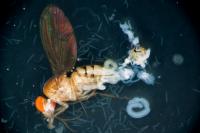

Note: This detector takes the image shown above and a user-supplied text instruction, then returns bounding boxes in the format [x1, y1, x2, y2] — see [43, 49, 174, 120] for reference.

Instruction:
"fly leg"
[54, 102, 69, 117]
[54, 102, 78, 132]
[47, 117, 55, 129]
[78, 90, 96, 101]
[47, 102, 69, 129]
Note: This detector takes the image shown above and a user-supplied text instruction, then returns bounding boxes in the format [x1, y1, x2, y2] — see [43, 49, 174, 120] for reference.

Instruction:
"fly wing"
[40, 5, 77, 75]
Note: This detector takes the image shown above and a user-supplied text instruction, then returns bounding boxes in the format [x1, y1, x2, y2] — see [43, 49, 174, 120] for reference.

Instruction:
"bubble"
[5, 67, 10, 71]
[172, 54, 184, 65]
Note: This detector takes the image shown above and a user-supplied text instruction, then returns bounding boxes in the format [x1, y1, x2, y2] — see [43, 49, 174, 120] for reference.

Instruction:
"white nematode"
[104, 59, 118, 70]
[126, 97, 150, 118]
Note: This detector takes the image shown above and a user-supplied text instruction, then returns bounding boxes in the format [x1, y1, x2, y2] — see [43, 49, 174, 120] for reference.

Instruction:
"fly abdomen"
[75, 65, 105, 76]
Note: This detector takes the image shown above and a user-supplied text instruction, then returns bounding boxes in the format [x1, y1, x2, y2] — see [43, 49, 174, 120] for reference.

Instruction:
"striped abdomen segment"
[71, 65, 120, 92]
[71, 65, 103, 91]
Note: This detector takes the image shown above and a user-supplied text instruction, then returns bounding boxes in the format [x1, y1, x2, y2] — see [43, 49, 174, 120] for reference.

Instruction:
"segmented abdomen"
[71, 65, 119, 92]
[71, 65, 103, 91]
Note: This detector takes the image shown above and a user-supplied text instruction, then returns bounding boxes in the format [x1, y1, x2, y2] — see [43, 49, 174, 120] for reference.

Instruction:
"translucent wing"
[40, 5, 77, 75]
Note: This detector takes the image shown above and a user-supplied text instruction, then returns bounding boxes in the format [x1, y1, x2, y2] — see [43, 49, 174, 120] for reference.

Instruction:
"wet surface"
[0, 0, 200, 133]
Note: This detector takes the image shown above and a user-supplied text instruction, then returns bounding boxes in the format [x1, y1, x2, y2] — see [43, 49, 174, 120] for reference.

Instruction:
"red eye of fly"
[35, 96, 46, 113]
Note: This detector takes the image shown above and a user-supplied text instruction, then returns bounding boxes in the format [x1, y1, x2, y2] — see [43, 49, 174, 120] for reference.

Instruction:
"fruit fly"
[35, 5, 120, 129]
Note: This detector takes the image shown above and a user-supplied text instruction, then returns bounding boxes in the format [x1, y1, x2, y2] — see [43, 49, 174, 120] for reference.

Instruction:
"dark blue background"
[0, 0, 200, 133]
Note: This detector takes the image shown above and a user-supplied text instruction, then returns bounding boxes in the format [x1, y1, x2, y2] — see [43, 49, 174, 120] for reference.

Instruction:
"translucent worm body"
[126, 97, 150, 118]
